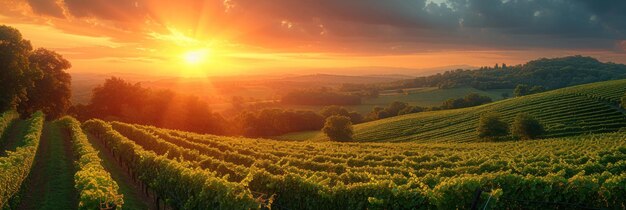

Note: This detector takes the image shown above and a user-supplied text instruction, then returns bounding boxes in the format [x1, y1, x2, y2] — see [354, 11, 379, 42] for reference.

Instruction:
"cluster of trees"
[0, 25, 72, 120]
[281, 89, 361, 106]
[234, 105, 364, 137]
[365, 101, 425, 121]
[364, 93, 492, 121]
[234, 109, 325, 137]
[477, 112, 544, 140]
[513, 84, 545, 97]
[73, 77, 229, 135]
[341, 56, 626, 92]
[440, 93, 493, 109]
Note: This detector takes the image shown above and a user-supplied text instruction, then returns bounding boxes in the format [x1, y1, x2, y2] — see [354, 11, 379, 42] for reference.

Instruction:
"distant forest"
[342, 56, 626, 91]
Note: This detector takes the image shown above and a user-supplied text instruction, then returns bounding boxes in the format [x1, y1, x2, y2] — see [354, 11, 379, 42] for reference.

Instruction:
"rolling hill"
[278, 79, 626, 142]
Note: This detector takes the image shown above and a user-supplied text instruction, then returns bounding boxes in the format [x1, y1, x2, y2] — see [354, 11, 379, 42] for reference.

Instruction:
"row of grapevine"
[82, 119, 260, 209]
[0, 112, 44, 207]
[59, 117, 124, 209]
[114, 121, 626, 209]
[0, 110, 18, 138]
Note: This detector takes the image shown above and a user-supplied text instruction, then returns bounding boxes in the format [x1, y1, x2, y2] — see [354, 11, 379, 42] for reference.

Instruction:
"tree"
[398, 106, 424, 115]
[529, 85, 545, 94]
[511, 113, 544, 140]
[384, 101, 409, 116]
[320, 105, 350, 118]
[501, 92, 510, 99]
[0, 25, 39, 111]
[513, 84, 530, 97]
[476, 112, 509, 140]
[322, 115, 353, 142]
[18, 48, 72, 120]
[320, 105, 362, 124]
[89, 77, 146, 119]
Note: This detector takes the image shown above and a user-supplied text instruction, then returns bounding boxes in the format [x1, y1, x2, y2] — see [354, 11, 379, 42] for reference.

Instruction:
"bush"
[322, 115, 353, 142]
[511, 113, 544, 140]
[477, 112, 509, 140]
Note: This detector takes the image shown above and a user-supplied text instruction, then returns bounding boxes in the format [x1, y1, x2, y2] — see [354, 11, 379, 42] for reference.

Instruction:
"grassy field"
[278, 79, 626, 142]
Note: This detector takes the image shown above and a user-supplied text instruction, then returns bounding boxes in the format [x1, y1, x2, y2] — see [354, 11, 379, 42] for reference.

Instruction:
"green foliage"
[477, 112, 509, 140]
[514, 84, 546, 97]
[511, 113, 544, 140]
[91, 120, 626, 209]
[320, 105, 362, 124]
[82, 120, 259, 209]
[77, 77, 229, 135]
[59, 117, 123, 209]
[0, 111, 44, 207]
[441, 93, 492, 109]
[0, 110, 19, 138]
[365, 101, 426, 121]
[18, 48, 72, 120]
[0, 25, 39, 111]
[236, 108, 325, 137]
[322, 115, 354, 142]
[364, 55, 626, 92]
[513, 84, 529, 97]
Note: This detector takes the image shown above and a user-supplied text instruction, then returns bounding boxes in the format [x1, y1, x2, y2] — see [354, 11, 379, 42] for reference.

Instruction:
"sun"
[183, 49, 210, 65]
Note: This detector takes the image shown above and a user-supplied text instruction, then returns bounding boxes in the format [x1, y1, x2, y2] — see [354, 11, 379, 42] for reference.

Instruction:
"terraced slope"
[280, 79, 626, 142]
[84, 120, 626, 209]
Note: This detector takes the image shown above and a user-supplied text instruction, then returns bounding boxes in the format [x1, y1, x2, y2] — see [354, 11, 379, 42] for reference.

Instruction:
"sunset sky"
[1, 0, 626, 77]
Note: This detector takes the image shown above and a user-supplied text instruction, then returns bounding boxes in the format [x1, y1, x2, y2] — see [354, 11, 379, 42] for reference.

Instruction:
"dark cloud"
[26, 0, 64, 18]
[21, 0, 626, 53]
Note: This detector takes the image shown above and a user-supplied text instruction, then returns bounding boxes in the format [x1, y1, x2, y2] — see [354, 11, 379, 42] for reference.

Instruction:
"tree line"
[73, 77, 229, 135]
[0, 25, 72, 120]
[281, 88, 361, 106]
[341, 56, 626, 92]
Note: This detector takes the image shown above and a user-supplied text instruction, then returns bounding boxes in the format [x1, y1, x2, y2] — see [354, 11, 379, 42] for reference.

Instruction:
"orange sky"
[1, 0, 625, 77]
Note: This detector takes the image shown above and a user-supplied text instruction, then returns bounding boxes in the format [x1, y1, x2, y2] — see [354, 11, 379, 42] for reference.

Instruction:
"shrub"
[322, 115, 353, 142]
[477, 112, 509, 140]
[511, 113, 544, 140]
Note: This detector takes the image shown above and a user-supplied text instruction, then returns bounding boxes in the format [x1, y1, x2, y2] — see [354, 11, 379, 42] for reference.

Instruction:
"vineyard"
[281, 79, 626, 142]
[0, 79, 625, 209]
[79, 120, 626, 209]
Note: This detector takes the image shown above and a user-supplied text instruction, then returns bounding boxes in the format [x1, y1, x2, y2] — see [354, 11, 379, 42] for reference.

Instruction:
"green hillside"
[279, 79, 626, 142]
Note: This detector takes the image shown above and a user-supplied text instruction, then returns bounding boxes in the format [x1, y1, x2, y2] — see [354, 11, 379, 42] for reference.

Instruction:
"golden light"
[183, 49, 210, 65]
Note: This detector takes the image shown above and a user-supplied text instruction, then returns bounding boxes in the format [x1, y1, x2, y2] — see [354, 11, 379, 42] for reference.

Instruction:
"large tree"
[0, 25, 38, 111]
[476, 112, 509, 140]
[511, 113, 544, 140]
[18, 48, 72, 119]
[323, 115, 354, 142]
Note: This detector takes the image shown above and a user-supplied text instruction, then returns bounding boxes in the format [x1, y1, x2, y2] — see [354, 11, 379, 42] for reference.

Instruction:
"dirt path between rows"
[0, 119, 26, 156]
[86, 132, 156, 210]
[14, 122, 79, 210]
